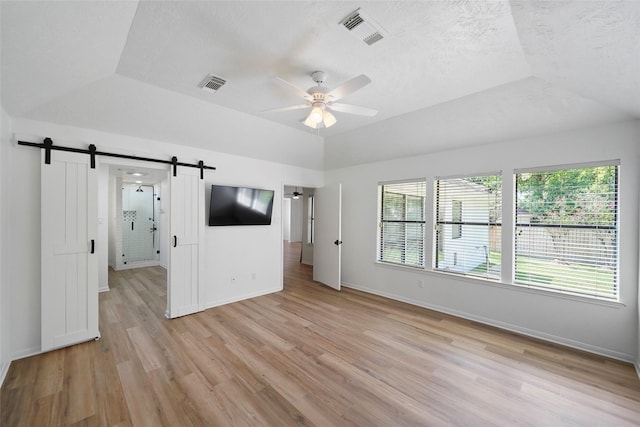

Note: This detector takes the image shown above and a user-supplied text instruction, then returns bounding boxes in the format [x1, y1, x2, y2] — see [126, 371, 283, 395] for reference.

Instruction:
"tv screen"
[208, 185, 274, 226]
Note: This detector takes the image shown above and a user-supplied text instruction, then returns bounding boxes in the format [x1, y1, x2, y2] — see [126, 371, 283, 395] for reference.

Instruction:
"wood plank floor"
[2, 242, 640, 426]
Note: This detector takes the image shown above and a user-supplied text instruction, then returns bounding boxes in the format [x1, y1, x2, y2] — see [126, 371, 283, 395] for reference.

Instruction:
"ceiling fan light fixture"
[303, 115, 321, 128]
[272, 70, 375, 131]
[323, 110, 337, 128]
[309, 104, 324, 123]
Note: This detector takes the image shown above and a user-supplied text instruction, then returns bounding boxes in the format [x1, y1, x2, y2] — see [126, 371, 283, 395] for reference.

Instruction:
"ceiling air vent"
[198, 74, 226, 93]
[339, 8, 385, 46]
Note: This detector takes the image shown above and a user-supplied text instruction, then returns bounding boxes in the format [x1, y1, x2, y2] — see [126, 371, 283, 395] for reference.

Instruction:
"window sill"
[374, 261, 625, 308]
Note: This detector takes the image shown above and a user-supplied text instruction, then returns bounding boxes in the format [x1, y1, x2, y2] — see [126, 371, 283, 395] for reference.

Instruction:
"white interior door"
[168, 166, 203, 318]
[41, 150, 99, 352]
[313, 183, 342, 290]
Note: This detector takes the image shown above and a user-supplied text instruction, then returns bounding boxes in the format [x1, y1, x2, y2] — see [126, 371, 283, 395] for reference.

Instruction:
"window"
[434, 174, 502, 280]
[515, 163, 619, 300]
[378, 180, 426, 267]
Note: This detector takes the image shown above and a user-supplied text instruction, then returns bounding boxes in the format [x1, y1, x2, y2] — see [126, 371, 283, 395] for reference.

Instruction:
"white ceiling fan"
[264, 71, 378, 129]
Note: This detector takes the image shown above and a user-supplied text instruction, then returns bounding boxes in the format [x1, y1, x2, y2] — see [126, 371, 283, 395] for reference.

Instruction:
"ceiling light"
[304, 102, 336, 129]
[309, 104, 324, 123]
[135, 180, 142, 184]
[323, 110, 337, 128]
[304, 114, 322, 129]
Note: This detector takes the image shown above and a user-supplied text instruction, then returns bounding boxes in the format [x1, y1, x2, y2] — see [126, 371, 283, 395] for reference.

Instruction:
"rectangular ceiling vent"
[339, 8, 385, 46]
[198, 74, 226, 93]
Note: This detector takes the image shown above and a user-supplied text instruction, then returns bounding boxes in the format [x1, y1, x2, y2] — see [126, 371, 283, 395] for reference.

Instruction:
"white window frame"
[514, 161, 619, 301]
[433, 173, 502, 280]
[377, 179, 426, 268]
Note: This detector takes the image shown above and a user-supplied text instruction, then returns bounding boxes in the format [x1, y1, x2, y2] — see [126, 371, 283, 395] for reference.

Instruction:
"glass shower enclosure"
[122, 184, 160, 265]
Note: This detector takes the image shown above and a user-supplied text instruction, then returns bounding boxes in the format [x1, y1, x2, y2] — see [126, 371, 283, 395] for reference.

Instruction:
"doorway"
[283, 185, 315, 269]
[104, 162, 170, 317]
[121, 184, 160, 267]
[109, 165, 168, 272]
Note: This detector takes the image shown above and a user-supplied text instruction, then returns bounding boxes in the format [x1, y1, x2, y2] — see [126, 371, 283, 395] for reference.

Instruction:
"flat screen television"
[208, 185, 274, 226]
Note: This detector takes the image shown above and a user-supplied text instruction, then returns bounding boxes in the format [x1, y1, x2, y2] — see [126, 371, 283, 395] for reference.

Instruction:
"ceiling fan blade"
[326, 74, 371, 101]
[274, 77, 313, 101]
[262, 104, 309, 113]
[328, 102, 378, 117]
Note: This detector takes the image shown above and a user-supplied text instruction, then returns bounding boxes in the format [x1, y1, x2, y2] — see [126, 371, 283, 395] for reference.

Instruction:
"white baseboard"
[634, 360, 640, 380]
[341, 282, 635, 364]
[202, 287, 282, 311]
[114, 260, 161, 271]
[0, 360, 10, 387]
[10, 346, 41, 362]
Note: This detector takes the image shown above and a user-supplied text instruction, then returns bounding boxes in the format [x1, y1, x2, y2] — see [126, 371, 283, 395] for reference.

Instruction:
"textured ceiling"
[1, 1, 638, 169]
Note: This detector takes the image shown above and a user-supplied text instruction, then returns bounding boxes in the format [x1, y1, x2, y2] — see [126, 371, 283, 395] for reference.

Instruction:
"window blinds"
[514, 164, 619, 299]
[434, 175, 502, 280]
[378, 180, 426, 268]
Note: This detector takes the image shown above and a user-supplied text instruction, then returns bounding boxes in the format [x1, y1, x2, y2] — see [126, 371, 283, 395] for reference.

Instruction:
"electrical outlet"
[251, 273, 256, 280]
[417, 279, 424, 288]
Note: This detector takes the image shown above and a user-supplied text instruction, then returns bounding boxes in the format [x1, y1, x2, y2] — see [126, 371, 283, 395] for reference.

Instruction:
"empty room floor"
[2, 242, 640, 425]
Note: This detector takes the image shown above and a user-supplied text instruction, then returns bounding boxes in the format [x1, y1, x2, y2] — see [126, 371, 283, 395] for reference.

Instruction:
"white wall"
[2, 126, 41, 359]
[108, 176, 124, 271]
[282, 198, 291, 242]
[5, 118, 323, 359]
[301, 188, 314, 266]
[0, 106, 11, 380]
[98, 166, 109, 291]
[107, 174, 118, 270]
[289, 197, 303, 243]
[326, 120, 640, 362]
[159, 177, 170, 269]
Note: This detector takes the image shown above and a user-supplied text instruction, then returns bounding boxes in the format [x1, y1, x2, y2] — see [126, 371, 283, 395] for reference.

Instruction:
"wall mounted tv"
[208, 185, 275, 226]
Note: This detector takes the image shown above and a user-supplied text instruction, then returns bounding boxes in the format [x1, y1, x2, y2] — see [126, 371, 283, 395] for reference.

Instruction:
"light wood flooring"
[2, 242, 640, 426]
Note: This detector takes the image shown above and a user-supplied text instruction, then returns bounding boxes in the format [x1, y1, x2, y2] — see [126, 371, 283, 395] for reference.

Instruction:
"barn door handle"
[173, 236, 177, 248]
[131, 221, 134, 231]
[334, 240, 342, 246]
[90, 239, 95, 254]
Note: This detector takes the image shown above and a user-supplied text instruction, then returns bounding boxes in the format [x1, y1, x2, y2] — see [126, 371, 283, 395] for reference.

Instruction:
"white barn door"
[41, 150, 99, 352]
[168, 166, 203, 318]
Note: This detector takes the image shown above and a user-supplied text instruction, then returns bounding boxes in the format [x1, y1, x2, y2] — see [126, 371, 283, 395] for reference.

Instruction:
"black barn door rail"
[18, 137, 216, 178]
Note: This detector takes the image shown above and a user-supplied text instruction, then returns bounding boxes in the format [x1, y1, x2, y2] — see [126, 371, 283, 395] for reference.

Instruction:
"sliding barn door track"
[18, 137, 216, 178]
